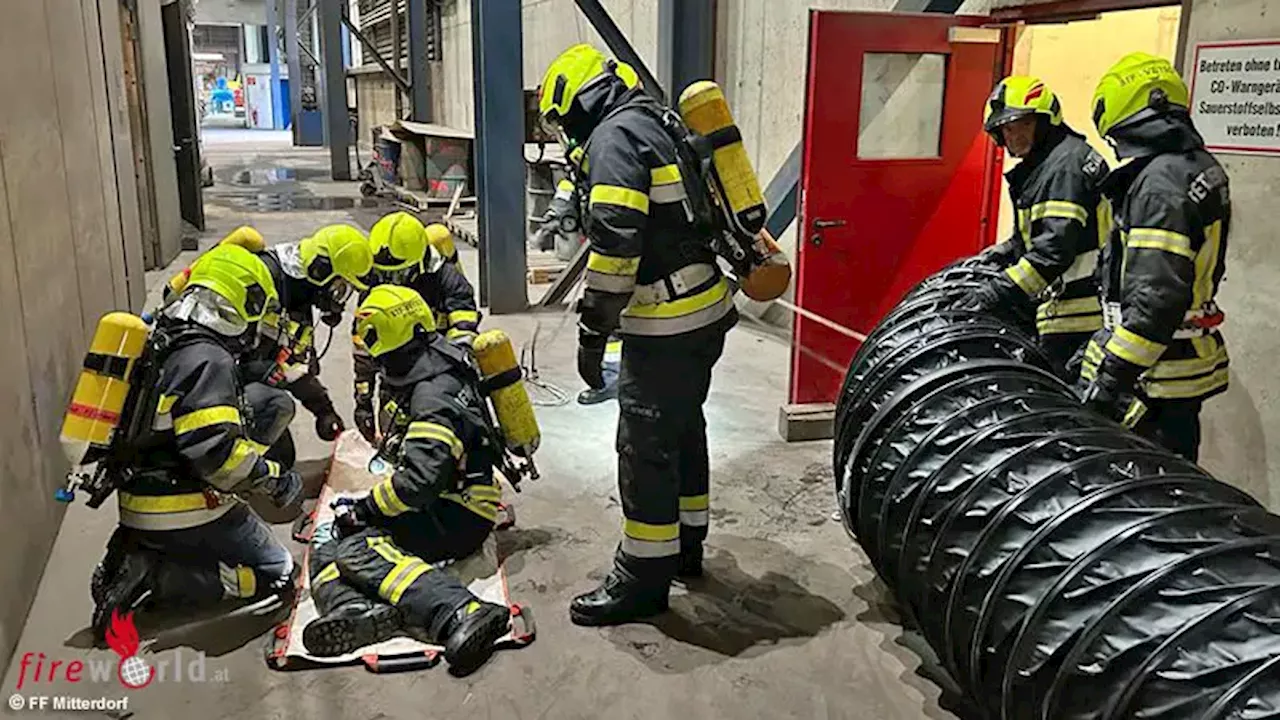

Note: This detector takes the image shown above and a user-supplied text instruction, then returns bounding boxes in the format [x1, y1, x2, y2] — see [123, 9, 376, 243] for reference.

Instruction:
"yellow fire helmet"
[538, 43, 627, 123]
[424, 223, 457, 261]
[1092, 52, 1190, 137]
[186, 243, 279, 323]
[984, 76, 1063, 138]
[369, 211, 428, 272]
[353, 285, 437, 358]
[299, 224, 374, 290]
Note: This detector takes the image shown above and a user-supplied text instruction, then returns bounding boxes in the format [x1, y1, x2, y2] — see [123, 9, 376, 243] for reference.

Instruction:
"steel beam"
[341, 15, 411, 94]
[764, 143, 802, 240]
[573, 0, 665, 102]
[390, 0, 403, 117]
[657, 0, 715, 102]
[319, 0, 350, 179]
[407, 0, 431, 121]
[285, 0, 303, 141]
[267, 0, 284, 129]
[472, 0, 527, 314]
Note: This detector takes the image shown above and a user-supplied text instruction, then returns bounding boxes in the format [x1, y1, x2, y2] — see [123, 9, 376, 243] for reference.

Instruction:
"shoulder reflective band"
[1029, 200, 1088, 224]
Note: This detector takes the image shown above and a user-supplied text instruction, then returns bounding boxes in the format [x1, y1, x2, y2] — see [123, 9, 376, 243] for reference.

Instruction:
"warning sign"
[1190, 39, 1280, 156]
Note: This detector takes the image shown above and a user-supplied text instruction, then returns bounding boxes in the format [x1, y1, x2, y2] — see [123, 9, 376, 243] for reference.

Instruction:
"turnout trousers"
[310, 501, 492, 635]
[613, 318, 731, 584]
[113, 503, 295, 607]
[1131, 397, 1204, 463]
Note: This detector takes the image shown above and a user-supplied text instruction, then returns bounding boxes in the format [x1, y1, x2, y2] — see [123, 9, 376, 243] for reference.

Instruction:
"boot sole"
[444, 605, 510, 677]
[302, 605, 403, 658]
[569, 599, 669, 627]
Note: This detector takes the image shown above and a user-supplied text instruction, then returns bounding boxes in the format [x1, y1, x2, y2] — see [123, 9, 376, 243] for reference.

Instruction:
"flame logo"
[105, 610, 154, 689]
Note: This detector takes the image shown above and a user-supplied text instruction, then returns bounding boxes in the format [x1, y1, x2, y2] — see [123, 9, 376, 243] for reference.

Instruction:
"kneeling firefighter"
[165, 225, 374, 453]
[539, 44, 742, 626]
[86, 244, 303, 641]
[353, 211, 481, 444]
[1077, 53, 1231, 462]
[970, 76, 1111, 375]
[304, 286, 511, 675]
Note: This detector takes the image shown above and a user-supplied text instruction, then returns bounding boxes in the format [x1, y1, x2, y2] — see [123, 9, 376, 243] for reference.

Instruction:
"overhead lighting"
[193, 52, 225, 61]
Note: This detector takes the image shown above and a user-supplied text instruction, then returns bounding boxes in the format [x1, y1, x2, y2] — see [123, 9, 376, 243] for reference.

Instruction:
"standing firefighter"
[1078, 53, 1230, 461]
[304, 286, 510, 676]
[538, 44, 737, 626]
[90, 245, 302, 641]
[353, 211, 480, 445]
[971, 76, 1111, 375]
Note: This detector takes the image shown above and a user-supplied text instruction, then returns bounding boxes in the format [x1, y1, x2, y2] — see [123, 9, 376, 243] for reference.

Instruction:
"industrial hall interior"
[5, 0, 1280, 717]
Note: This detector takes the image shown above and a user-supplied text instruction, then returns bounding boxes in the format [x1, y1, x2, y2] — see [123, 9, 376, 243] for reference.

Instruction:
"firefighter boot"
[91, 527, 133, 606]
[302, 599, 405, 658]
[678, 543, 703, 579]
[569, 566, 669, 627]
[92, 549, 158, 645]
[436, 599, 511, 676]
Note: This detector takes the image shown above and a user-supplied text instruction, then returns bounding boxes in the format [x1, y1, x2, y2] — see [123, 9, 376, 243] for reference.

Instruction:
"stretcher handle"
[363, 651, 440, 674]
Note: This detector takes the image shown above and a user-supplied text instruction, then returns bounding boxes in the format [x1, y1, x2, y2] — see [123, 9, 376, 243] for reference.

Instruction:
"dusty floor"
[2, 130, 960, 720]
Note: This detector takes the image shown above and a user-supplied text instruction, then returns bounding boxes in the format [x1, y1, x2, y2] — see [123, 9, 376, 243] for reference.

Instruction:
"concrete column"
[266, 0, 284, 129]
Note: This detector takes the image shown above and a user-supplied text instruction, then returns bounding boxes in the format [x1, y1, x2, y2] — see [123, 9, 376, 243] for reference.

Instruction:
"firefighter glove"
[332, 496, 374, 539]
[577, 325, 608, 390]
[315, 411, 345, 442]
[262, 470, 303, 509]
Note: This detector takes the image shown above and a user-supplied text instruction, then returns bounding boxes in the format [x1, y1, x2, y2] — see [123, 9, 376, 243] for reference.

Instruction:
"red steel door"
[790, 11, 1008, 405]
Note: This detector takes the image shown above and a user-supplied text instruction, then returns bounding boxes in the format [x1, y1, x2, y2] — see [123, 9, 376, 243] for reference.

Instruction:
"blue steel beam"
[657, 0, 715, 103]
[472, 0, 527, 314]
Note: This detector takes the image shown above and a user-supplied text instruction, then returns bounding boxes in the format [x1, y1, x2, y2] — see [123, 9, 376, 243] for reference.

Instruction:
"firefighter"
[970, 76, 1111, 376]
[1077, 53, 1230, 462]
[538, 44, 737, 626]
[303, 286, 510, 676]
[91, 245, 302, 642]
[167, 225, 374, 454]
[352, 211, 480, 445]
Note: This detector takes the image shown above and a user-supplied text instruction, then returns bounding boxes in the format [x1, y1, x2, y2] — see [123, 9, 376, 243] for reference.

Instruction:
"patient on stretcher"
[301, 286, 511, 676]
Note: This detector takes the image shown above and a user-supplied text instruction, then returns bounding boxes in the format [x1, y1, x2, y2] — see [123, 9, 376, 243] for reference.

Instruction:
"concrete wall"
[0, 0, 148, 677]
[139, 0, 184, 267]
[1179, 0, 1280, 510]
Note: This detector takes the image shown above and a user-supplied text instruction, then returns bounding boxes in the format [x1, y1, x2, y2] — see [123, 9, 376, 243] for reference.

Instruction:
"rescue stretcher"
[265, 430, 535, 673]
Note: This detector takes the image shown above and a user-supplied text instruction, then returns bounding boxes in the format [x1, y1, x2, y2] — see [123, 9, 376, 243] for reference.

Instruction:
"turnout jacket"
[242, 246, 337, 417]
[352, 257, 480, 409]
[1081, 114, 1230, 403]
[993, 126, 1111, 337]
[575, 83, 737, 338]
[120, 325, 283, 531]
[357, 337, 501, 525]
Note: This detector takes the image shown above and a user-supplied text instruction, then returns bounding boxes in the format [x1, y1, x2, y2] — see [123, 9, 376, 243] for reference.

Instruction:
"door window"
[857, 53, 947, 159]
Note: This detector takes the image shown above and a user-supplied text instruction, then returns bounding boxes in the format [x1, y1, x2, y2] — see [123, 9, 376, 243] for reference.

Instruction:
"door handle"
[810, 218, 847, 247]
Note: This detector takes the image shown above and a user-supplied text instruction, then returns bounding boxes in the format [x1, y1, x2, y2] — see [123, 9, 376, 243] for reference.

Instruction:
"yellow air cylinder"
[678, 80, 767, 238]
[60, 313, 150, 466]
[472, 329, 540, 457]
[219, 226, 266, 253]
[425, 224, 458, 263]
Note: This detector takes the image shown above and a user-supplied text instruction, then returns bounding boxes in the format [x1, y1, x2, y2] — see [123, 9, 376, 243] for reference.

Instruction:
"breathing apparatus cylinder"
[677, 81, 792, 302]
[472, 330, 540, 458]
[219, 226, 266, 253]
[60, 312, 151, 468]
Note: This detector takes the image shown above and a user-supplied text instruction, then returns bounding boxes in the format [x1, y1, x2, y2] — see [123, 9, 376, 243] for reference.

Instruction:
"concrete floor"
[2, 130, 959, 720]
